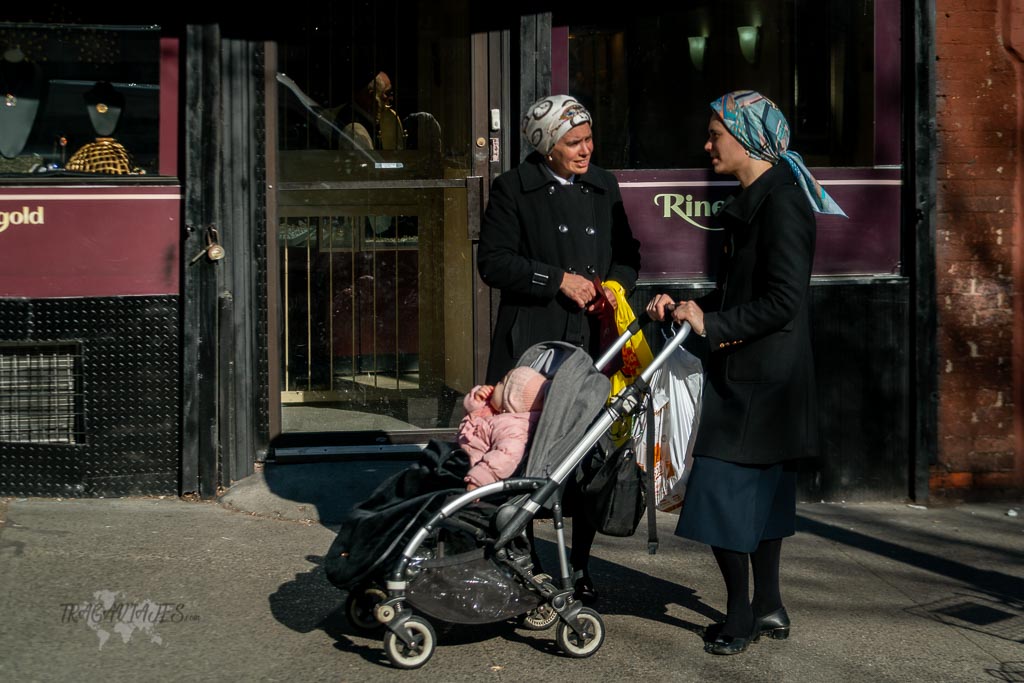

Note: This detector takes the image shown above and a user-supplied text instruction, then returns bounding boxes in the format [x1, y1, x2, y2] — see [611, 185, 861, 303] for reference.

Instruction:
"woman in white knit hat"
[477, 94, 642, 605]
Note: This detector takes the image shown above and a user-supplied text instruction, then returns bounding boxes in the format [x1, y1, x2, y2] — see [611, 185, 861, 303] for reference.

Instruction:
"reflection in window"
[278, 215, 419, 252]
[559, 1, 874, 170]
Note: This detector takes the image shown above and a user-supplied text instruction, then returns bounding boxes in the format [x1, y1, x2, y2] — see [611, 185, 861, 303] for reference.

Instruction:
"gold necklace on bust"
[1, 57, 31, 108]
[3, 76, 23, 107]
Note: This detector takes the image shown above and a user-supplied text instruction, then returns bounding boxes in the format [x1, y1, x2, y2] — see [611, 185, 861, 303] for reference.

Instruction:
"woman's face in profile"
[547, 122, 594, 179]
[704, 115, 747, 177]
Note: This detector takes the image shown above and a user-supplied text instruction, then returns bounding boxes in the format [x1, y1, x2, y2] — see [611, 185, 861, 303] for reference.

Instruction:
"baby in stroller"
[457, 366, 551, 491]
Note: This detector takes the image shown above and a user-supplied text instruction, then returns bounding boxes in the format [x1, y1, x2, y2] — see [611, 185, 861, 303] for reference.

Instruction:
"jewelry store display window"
[0, 22, 164, 178]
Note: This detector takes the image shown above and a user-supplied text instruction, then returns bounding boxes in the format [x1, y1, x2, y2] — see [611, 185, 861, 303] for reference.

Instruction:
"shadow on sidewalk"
[796, 514, 1024, 645]
[267, 537, 720, 661]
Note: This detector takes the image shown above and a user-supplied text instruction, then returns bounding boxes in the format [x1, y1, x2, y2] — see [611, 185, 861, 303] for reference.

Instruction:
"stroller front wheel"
[384, 616, 436, 669]
[556, 607, 605, 658]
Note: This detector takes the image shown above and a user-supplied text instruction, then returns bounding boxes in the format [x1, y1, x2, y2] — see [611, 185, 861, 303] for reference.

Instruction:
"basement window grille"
[0, 343, 84, 444]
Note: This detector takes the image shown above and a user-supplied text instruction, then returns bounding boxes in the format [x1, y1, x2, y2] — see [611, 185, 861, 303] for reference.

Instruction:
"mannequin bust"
[0, 47, 44, 159]
[83, 81, 124, 137]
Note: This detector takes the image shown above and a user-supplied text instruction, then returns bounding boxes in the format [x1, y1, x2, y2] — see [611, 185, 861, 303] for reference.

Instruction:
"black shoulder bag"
[580, 434, 647, 538]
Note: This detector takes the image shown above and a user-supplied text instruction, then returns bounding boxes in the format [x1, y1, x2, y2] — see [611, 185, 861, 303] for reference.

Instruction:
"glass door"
[272, 0, 476, 436]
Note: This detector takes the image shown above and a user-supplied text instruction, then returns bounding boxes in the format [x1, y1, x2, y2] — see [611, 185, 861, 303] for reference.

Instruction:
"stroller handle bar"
[492, 317, 692, 550]
[593, 309, 684, 374]
[546, 317, 690, 485]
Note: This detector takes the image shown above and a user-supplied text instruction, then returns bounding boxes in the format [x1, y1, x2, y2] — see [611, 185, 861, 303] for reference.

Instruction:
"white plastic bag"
[634, 343, 703, 512]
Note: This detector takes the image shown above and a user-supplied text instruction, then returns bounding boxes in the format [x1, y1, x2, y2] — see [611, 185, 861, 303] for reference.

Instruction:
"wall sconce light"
[688, 36, 707, 71]
[737, 25, 760, 64]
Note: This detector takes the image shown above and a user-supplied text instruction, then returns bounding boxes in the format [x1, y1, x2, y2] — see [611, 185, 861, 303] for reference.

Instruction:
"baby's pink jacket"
[457, 386, 542, 487]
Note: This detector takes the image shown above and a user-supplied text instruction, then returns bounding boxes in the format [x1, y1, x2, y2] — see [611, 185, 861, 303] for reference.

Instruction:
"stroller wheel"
[556, 607, 605, 658]
[520, 603, 559, 630]
[384, 616, 436, 669]
[345, 585, 387, 632]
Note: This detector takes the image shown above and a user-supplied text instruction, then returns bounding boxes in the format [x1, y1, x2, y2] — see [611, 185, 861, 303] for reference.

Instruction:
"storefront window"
[0, 23, 162, 177]
[554, 0, 900, 279]
[558, 0, 875, 170]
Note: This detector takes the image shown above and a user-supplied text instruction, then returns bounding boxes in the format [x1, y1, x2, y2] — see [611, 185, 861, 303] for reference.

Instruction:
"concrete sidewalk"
[1, 460, 1022, 682]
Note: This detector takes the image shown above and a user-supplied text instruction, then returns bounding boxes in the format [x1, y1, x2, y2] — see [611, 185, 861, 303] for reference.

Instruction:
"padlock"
[205, 226, 224, 260]
[190, 226, 225, 264]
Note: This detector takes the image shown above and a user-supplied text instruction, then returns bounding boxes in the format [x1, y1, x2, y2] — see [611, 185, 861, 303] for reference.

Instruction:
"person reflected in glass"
[477, 95, 642, 604]
[646, 90, 846, 655]
[332, 71, 404, 151]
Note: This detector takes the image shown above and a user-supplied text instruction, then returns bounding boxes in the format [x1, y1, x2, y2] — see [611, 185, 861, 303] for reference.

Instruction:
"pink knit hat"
[490, 366, 550, 413]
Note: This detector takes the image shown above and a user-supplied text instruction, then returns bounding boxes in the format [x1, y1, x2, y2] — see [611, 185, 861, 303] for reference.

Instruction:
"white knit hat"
[521, 95, 592, 155]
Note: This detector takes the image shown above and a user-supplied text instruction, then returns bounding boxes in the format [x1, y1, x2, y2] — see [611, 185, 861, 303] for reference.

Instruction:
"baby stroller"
[324, 317, 693, 669]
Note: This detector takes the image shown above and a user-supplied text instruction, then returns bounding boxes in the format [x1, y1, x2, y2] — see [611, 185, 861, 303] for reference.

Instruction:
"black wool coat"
[695, 162, 819, 465]
[478, 152, 641, 384]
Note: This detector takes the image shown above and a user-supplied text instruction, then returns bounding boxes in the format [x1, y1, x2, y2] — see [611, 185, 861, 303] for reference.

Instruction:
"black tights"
[711, 538, 784, 637]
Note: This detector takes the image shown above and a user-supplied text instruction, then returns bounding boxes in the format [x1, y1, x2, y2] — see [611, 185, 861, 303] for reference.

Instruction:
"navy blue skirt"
[675, 455, 797, 553]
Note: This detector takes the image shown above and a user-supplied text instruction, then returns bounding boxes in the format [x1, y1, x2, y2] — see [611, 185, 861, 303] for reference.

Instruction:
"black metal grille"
[0, 296, 180, 497]
[0, 343, 84, 444]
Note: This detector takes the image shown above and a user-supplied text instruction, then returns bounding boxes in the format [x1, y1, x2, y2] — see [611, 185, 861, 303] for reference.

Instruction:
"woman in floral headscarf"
[647, 90, 846, 656]
[477, 95, 641, 604]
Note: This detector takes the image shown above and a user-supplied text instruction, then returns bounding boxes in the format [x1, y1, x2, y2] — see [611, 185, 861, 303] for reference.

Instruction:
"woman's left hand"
[671, 300, 706, 336]
[602, 286, 617, 310]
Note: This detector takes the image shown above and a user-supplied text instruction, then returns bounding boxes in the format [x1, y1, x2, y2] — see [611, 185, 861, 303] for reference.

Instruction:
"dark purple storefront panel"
[614, 167, 902, 280]
[0, 186, 181, 297]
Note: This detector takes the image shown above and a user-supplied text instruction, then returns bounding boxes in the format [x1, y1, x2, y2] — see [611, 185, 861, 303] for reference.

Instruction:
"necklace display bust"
[84, 81, 124, 137]
[0, 48, 44, 159]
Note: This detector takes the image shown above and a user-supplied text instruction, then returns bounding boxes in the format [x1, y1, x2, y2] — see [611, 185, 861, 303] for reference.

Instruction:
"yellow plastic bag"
[604, 280, 654, 444]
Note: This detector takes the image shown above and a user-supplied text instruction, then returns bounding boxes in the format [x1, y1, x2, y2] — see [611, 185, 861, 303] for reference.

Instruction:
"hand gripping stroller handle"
[637, 319, 692, 384]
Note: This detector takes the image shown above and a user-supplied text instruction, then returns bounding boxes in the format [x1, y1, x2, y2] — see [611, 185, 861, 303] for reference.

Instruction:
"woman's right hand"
[646, 293, 677, 321]
[560, 272, 598, 309]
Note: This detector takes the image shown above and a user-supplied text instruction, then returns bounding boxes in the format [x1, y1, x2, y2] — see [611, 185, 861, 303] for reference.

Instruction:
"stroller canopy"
[515, 341, 611, 479]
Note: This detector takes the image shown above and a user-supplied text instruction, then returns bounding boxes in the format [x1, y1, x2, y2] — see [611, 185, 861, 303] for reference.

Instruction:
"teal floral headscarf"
[711, 90, 847, 217]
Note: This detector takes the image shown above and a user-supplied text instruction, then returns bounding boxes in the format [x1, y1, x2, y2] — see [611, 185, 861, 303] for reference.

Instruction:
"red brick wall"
[933, 0, 1023, 497]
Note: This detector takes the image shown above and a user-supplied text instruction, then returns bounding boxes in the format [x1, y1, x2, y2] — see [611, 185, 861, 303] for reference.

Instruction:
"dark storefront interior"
[0, 1, 919, 502]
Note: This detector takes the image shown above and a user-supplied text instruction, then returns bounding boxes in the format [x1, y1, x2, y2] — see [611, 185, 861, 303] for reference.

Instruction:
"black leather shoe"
[704, 627, 755, 656]
[754, 607, 790, 640]
[573, 575, 599, 606]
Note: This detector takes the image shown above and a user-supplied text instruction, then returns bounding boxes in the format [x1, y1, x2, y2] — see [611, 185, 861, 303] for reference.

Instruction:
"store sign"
[615, 167, 903, 280]
[0, 186, 181, 297]
[0, 206, 45, 233]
